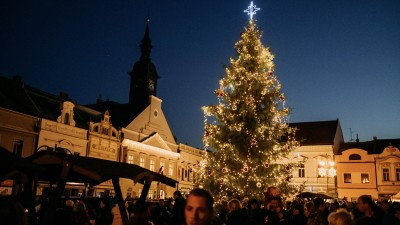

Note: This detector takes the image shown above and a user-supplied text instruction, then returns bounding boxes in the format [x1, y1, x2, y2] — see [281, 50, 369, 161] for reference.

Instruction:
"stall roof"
[0, 147, 43, 181]
[26, 150, 177, 187]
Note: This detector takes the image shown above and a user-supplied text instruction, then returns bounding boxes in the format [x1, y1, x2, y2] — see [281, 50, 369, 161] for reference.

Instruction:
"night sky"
[1, 0, 399, 148]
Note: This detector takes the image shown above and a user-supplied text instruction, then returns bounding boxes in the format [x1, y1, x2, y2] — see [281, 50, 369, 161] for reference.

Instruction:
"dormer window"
[349, 154, 361, 160]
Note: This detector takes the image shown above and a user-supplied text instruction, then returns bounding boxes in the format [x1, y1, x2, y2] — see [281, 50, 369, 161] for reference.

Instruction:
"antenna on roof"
[347, 128, 355, 142]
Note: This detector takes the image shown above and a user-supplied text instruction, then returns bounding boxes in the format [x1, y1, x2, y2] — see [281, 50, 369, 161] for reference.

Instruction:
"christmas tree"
[195, 5, 302, 201]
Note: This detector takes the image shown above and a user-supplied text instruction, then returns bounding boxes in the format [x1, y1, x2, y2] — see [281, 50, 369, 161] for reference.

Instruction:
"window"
[169, 164, 173, 176]
[349, 154, 361, 160]
[127, 155, 134, 164]
[298, 164, 305, 178]
[160, 162, 165, 175]
[383, 168, 390, 181]
[344, 173, 352, 183]
[102, 127, 109, 135]
[64, 113, 70, 124]
[396, 168, 400, 181]
[140, 157, 145, 168]
[361, 173, 369, 184]
[13, 139, 24, 157]
[150, 159, 155, 171]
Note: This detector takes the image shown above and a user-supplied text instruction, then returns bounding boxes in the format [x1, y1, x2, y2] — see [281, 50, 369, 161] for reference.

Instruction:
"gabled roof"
[338, 138, 400, 155]
[0, 76, 103, 129]
[289, 119, 341, 145]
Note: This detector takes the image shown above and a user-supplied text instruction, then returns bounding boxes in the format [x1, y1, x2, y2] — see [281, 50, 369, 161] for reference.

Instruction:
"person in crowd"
[0, 196, 28, 225]
[72, 200, 92, 225]
[96, 199, 113, 225]
[170, 190, 185, 225]
[381, 200, 400, 225]
[217, 198, 229, 224]
[152, 199, 171, 225]
[111, 203, 129, 225]
[226, 198, 249, 225]
[291, 203, 307, 225]
[260, 186, 283, 225]
[327, 208, 354, 225]
[247, 198, 264, 225]
[184, 188, 222, 225]
[307, 197, 328, 225]
[304, 201, 315, 220]
[355, 195, 383, 225]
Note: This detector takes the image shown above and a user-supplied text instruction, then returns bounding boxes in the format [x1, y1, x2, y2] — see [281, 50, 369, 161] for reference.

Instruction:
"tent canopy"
[27, 150, 177, 187]
[0, 146, 43, 181]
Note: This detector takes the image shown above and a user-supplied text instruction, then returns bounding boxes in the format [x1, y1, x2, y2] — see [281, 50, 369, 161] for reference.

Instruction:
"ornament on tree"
[285, 165, 290, 171]
[207, 170, 212, 175]
[268, 71, 273, 76]
[279, 94, 285, 101]
[232, 105, 237, 110]
[264, 163, 269, 168]
[242, 165, 249, 173]
[215, 89, 225, 97]
[222, 167, 228, 173]
[250, 139, 257, 146]
[218, 178, 224, 184]
[246, 97, 253, 104]
[256, 182, 262, 188]
[285, 176, 291, 182]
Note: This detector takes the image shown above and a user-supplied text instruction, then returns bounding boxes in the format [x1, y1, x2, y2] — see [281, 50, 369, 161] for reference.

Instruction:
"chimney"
[356, 134, 359, 143]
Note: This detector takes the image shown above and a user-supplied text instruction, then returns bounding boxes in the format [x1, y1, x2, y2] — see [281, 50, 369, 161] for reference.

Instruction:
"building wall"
[290, 145, 336, 195]
[376, 146, 400, 198]
[0, 107, 38, 157]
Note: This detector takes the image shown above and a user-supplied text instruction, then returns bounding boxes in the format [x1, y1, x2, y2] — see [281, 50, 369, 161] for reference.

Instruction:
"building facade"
[336, 139, 400, 201]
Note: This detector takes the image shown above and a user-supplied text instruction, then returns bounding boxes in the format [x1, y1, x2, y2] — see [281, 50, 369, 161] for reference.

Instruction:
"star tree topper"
[244, 1, 260, 20]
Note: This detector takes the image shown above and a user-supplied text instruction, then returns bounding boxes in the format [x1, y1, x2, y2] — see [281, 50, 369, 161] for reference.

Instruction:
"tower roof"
[140, 18, 152, 60]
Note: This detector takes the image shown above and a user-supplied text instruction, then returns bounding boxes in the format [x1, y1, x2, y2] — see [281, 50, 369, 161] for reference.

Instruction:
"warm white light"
[329, 161, 334, 167]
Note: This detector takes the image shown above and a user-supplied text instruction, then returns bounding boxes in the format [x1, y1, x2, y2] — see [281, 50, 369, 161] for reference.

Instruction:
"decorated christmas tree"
[195, 2, 302, 201]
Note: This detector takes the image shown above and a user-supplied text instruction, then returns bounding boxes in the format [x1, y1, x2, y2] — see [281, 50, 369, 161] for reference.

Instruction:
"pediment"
[141, 133, 172, 151]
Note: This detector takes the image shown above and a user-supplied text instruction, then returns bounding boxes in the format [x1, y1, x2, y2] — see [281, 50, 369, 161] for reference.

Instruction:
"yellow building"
[336, 139, 400, 201]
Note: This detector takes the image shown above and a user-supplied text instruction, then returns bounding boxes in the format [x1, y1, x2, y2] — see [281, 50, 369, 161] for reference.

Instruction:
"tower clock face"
[149, 80, 155, 91]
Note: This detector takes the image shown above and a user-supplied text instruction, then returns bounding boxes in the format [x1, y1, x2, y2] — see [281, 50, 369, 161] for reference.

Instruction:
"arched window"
[349, 154, 361, 160]
[64, 113, 70, 124]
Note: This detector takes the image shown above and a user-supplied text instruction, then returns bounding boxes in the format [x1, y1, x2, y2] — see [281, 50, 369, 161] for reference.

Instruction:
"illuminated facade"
[336, 139, 400, 200]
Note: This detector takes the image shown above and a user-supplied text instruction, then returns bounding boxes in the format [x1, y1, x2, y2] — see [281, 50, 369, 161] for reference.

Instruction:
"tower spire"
[140, 18, 152, 60]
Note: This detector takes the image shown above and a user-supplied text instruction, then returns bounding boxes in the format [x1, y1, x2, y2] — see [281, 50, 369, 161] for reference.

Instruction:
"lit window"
[140, 157, 145, 168]
[361, 173, 369, 184]
[127, 155, 134, 164]
[169, 164, 173, 176]
[344, 173, 352, 183]
[150, 160, 155, 171]
[383, 168, 390, 181]
[298, 164, 305, 178]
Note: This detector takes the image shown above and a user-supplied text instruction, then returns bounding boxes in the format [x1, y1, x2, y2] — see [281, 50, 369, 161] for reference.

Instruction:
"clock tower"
[128, 18, 160, 117]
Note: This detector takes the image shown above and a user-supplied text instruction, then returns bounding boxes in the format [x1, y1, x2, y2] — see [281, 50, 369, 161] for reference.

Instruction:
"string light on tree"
[195, 1, 302, 201]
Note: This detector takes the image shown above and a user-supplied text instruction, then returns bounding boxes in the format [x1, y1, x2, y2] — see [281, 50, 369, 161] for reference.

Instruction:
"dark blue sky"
[1, 0, 399, 148]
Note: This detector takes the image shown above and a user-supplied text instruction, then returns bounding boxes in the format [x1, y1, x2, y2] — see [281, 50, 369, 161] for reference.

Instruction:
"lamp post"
[317, 154, 336, 194]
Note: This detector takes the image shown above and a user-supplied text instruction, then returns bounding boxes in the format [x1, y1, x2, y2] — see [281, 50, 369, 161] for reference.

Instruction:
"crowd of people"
[1, 187, 400, 225]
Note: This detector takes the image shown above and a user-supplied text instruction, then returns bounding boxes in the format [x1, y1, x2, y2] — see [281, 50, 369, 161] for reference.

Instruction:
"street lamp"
[316, 154, 336, 194]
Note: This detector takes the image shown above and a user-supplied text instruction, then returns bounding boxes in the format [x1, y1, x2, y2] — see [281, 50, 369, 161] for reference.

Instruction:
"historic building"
[336, 138, 400, 200]
[0, 19, 204, 199]
[289, 119, 344, 197]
